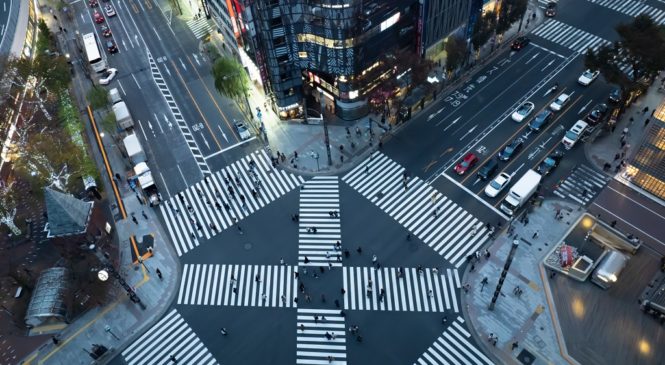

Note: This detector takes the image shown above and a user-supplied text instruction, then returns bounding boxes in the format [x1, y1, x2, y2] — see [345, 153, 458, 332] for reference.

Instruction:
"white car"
[549, 93, 570, 112]
[99, 68, 117, 85]
[484, 172, 512, 198]
[234, 120, 251, 140]
[511, 102, 535, 122]
[578, 69, 599, 86]
[105, 4, 116, 17]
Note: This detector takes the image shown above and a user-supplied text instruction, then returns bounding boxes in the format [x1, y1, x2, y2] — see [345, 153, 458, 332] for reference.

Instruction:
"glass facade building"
[627, 97, 665, 200]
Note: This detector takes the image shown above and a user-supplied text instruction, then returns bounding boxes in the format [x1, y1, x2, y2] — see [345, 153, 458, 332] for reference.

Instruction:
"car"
[106, 39, 118, 53]
[511, 101, 535, 122]
[89, 0, 99, 7]
[586, 103, 608, 125]
[484, 172, 512, 198]
[545, 2, 557, 17]
[93, 11, 105, 23]
[234, 120, 252, 140]
[498, 139, 524, 161]
[562, 120, 589, 149]
[578, 69, 600, 86]
[511, 36, 530, 51]
[549, 93, 570, 112]
[608, 87, 622, 103]
[454, 153, 478, 175]
[99, 68, 117, 85]
[105, 4, 116, 17]
[529, 110, 553, 132]
[536, 150, 564, 175]
[477, 159, 499, 181]
[101, 25, 112, 37]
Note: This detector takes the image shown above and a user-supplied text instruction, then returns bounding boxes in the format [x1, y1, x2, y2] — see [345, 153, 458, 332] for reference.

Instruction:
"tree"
[585, 14, 665, 93]
[445, 35, 468, 76]
[212, 56, 250, 102]
[495, 0, 528, 36]
[0, 183, 21, 235]
[87, 86, 109, 109]
[471, 11, 496, 56]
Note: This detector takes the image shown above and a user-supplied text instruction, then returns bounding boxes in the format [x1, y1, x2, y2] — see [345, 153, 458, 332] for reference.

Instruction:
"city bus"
[82, 32, 107, 73]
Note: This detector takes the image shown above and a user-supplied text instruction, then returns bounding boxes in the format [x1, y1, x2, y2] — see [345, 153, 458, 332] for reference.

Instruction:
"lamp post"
[310, 151, 320, 171]
[104, 325, 120, 340]
[92, 245, 146, 310]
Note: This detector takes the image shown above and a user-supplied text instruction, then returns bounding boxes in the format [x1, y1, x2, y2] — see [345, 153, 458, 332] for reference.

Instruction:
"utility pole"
[320, 90, 333, 166]
[489, 239, 519, 310]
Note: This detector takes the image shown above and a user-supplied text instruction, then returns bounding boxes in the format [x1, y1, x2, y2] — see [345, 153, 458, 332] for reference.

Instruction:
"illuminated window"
[298, 51, 308, 58]
[297, 34, 354, 49]
[380, 12, 400, 32]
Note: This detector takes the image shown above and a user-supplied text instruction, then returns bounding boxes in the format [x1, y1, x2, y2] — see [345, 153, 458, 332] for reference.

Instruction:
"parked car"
[101, 25, 112, 37]
[511, 102, 535, 122]
[511, 36, 530, 51]
[93, 11, 105, 23]
[234, 120, 252, 140]
[549, 93, 570, 112]
[99, 68, 117, 85]
[106, 39, 118, 53]
[529, 110, 553, 132]
[477, 159, 499, 181]
[578, 69, 600, 86]
[454, 153, 478, 175]
[498, 139, 524, 161]
[105, 4, 116, 17]
[586, 103, 608, 125]
[545, 2, 557, 17]
[536, 149, 564, 175]
[89, 0, 99, 7]
[608, 87, 622, 103]
[484, 172, 512, 198]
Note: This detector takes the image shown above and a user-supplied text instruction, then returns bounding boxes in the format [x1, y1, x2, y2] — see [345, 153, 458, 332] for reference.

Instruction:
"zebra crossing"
[531, 19, 611, 54]
[297, 309, 347, 364]
[342, 267, 460, 313]
[159, 150, 305, 256]
[415, 317, 493, 365]
[177, 264, 299, 307]
[186, 17, 214, 39]
[299, 176, 343, 267]
[342, 152, 490, 268]
[553, 164, 610, 205]
[586, 0, 665, 24]
[122, 309, 219, 365]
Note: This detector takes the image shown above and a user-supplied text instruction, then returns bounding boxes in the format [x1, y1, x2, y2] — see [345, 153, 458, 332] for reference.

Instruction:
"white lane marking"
[591, 203, 665, 247]
[204, 137, 257, 160]
[131, 73, 141, 89]
[441, 173, 509, 219]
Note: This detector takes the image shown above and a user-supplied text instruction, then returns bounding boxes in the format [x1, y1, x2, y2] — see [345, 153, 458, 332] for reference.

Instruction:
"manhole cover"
[244, 243, 252, 250]
[517, 349, 536, 365]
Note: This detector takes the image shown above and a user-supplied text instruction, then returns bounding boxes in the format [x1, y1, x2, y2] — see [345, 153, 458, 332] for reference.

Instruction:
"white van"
[561, 120, 588, 149]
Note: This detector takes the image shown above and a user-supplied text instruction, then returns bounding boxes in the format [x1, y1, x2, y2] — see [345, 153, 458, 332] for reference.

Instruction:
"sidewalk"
[462, 199, 584, 365]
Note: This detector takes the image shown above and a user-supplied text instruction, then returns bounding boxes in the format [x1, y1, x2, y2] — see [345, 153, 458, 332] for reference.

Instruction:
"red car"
[454, 153, 478, 175]
[94, 11, 105, 24]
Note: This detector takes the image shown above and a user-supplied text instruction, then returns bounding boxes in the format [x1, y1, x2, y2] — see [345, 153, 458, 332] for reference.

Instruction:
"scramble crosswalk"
[585, 0, 665, 24]
[342, 152, 490, 268]
[299, 176, 343, 267]
[415, 316, 493, 365]
[177, 264, 299, 308]
[186, 17, 214, 39]
[297, 309, 347, 364]
[122, 309, 219, 365]
[342, 267, 460, 313]
[531, 19, 611, 54]
[159, 150, 305, 256]
[553, 164, 610, 205]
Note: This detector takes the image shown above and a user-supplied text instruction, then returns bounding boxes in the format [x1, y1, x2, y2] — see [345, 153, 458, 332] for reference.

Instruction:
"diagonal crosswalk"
[414, 317, 493, 365]
[159, 150, 305, 256]
[177, 264, 299, 308]
[553, 164, 610, 205]
[297, 309, 347, 364]
[186, 17, 214, 39]
[585, 0, 665, 24]
[531, 19, 611, 54]
[299, 176, 343, 267]
[122, 309, 219, 365]
[342, 267, 460, 313]
[342, 152, 490, 268]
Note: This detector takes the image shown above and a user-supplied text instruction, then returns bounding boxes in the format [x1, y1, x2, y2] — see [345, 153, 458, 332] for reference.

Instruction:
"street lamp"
[310, 151, 320, 171]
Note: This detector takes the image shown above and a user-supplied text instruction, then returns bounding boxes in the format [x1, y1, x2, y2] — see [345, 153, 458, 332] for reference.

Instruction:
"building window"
[298, 51, 308, 58]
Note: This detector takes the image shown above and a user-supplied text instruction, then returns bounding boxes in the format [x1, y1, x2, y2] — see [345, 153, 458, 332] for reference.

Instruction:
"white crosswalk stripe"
[342, 267, 460, 313]
[122, 309, 219, 365]
[553, 164, 610, 205]
[297, 309, 347, 364]
[586, 0, 665, 24]
[299, 176, 343, 267]
[187, 17, 214, 39]
[414, 316, 493, 365]
[531, 19, 611, 53]
[177, 264, 299, 307]
[537, 0, 552, 9]
[159, 150, 305, 256]
[342, 152, 490, 268]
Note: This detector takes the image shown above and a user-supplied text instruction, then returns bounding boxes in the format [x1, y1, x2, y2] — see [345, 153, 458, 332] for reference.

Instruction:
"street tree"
[495, 0, 528, 37]
[0, 183, 21, 235]
[212, 56, 250, 102]
[87, 86, 109, 110]
[445, 35, 468, 77]
[471, 11, 496, 58]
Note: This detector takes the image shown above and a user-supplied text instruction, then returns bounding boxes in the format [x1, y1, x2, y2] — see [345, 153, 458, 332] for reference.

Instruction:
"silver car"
[234, 120, 251, 140]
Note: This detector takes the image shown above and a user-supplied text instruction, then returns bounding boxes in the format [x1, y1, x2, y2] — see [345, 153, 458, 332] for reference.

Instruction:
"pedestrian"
[512, 341, 519, 350]
[645, 118, 650, 127]
[365, 165, 369, 174]
[52, 336, 60, 345]
[357, 246, 362, 255]
[643, 106, 649, 114]
[335, 299, 340, 308]
[532, 231, 539, 239]
[304, 256, 310, 264]
[341, 288, 346, 295]
[280, 257, 285, 265]
[428, 289, 433, 298]
[372, 254, 377, 264]
[321, 294, 326, 303]
[344, 250, 350, 258]
[132, 215, 138, 225]
[156, 268, 163, 279]
[614, 153, 620, 161]
[611, 220, 617, 228]
[294, 151, 299, 160]
[221, 328, 228, 335]
[170, 355, 177, 363]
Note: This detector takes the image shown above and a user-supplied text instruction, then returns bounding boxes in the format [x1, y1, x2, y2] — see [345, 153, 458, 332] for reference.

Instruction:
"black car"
[536, 149, 564, 175]
[529, 110, 553, 132]
[511, 36, 530, 51]
[545, 2, 557, 17]
[477, 158, 499, 181]
[587, 103, 608, 125]
[498, 139, 524, 161]
[106, 39, 118, 53]
[608, 87, 622, 103]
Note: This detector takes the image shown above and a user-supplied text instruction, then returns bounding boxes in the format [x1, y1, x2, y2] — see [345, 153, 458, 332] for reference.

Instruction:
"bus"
[82, 32, 107, 73]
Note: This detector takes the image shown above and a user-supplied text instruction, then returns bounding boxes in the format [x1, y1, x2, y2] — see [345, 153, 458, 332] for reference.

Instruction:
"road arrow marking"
[460, 124, 477, 140]
[541, 60, 554, 72]
[179, 57, 187, 71]
[443, 116, 461, 131]
[218, 125, 229, 143]
[525, 53, 539, 65]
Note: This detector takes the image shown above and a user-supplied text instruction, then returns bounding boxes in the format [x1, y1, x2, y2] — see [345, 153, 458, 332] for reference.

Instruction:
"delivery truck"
[128, 162, 160, 206]
[500, 170, 542, 216]
[122, 134, 146, 165]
